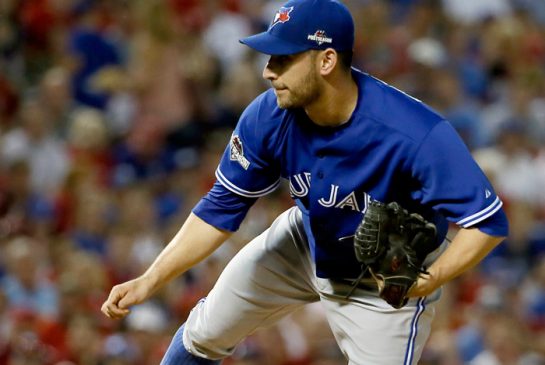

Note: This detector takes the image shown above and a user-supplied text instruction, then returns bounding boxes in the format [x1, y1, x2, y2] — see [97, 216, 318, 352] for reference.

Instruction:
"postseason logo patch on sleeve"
[230, 135, 250, 170]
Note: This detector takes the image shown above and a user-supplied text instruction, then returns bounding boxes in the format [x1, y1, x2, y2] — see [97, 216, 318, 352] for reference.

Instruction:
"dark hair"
[337, 50, 353, 70]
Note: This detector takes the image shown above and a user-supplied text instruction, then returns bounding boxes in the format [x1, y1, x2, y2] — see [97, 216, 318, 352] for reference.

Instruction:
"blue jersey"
[194, 70, 508, 278]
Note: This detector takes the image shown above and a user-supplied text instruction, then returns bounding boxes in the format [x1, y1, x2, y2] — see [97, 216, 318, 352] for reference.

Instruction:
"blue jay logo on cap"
[270, 6, 294, 28]
[307, 30, 333, 45]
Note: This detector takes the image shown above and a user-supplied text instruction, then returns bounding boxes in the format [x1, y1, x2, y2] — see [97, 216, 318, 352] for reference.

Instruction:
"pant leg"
[161, 324, 220, 365]
[316, 278, 438, 365]
[183, 207, 320, 360]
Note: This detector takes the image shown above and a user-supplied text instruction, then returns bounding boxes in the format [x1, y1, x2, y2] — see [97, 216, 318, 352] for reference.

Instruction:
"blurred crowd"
[0, 0, 544, 364]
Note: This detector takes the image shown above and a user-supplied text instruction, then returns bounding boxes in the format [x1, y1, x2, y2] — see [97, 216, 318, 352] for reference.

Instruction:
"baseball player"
[101, 1, 509, 364]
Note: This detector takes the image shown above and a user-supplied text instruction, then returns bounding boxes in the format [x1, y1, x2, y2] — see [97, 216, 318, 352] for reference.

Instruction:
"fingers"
[117, 293, 136, 310]
[101, 286, 131, 319]
[101, 278, 152, 320]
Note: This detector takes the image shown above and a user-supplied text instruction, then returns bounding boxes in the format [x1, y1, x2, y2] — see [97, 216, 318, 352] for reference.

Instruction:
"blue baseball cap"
[240, 0, 354, 55]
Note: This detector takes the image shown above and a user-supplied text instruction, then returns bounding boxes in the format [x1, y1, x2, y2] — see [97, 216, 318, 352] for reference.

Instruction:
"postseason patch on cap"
[270, 6, 294, 28]
[307, 30, 333, 45]
[230, 135, 250, 170]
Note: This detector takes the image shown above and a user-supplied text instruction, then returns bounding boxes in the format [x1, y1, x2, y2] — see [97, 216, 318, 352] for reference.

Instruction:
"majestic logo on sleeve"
[270, 6, 293, 28]
[230, 135, 250, 170]
[307, 30, 332, 45]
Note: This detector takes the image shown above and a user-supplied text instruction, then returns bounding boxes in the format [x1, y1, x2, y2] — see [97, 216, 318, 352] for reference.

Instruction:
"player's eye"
[269, 55, 293, 68]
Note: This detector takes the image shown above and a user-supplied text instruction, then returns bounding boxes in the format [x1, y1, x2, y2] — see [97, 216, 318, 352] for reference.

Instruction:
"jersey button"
[317, 171, 324, 179]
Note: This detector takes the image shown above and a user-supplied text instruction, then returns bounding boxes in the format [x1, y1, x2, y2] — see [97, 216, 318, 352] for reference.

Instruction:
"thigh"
[184, 207, 320, 359]
[318, 279, 437, 365]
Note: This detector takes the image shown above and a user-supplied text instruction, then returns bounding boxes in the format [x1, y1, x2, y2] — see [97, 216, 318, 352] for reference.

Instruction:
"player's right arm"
[102, 91, 280, 320]
[101, 213, 232, 319]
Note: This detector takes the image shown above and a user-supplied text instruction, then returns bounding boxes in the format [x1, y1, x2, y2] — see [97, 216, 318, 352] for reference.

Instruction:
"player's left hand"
[353, 201, 438, 308]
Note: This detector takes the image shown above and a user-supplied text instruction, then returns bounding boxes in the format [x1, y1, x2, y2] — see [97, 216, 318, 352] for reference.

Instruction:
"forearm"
[434, 228, 504, 282]
[142, 212, 232, 291]
[410, 228, 505, 296]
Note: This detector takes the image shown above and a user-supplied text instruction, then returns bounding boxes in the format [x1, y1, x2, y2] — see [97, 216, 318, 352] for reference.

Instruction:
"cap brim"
[240, 32, 308, 55]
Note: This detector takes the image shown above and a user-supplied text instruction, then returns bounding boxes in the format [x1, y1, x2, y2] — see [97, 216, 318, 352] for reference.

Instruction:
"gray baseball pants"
[183, 207, 439, 365]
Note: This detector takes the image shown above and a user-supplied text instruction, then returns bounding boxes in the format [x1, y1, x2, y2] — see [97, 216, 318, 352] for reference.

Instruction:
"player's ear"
[317, 49, 337, 76]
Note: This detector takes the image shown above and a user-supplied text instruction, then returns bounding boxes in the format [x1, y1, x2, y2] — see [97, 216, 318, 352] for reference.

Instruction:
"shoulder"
[237, 89, 291, 140]
[355, 71, 445, 143]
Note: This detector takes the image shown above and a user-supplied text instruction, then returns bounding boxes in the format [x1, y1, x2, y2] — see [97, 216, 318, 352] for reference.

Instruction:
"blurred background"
[0, 0, 544, 364]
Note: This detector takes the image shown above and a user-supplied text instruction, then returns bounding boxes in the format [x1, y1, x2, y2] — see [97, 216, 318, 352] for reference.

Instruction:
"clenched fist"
[101, 276, 156, 319]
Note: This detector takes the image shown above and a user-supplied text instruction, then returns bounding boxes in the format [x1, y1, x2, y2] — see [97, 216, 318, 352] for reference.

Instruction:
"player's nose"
[262, 63, 277, 81]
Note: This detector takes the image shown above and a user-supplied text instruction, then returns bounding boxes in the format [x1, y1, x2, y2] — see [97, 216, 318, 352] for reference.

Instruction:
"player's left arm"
[407, 227, 505, 297]
[406, 120, 509, 298]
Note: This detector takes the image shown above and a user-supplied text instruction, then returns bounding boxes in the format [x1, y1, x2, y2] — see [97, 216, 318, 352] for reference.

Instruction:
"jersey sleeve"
[411, 121, 508, 236]
[215, 94, 281, 198]
[192, 181, 257, 232]
[192, 92, 281, 232]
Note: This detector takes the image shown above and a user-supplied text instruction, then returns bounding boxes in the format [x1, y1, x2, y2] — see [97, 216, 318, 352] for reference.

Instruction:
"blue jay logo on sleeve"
[270, 6, 293, 28]
[230, 135, 250, 170]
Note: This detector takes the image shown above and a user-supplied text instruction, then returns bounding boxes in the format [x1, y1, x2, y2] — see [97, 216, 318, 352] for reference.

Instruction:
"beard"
[275, 67, 321, 109]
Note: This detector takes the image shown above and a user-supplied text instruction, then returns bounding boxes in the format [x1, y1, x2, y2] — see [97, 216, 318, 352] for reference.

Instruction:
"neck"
[305, 71, 358, 127]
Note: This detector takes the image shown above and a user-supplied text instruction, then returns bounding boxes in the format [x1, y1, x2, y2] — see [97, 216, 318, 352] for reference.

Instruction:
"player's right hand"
[101, 276, 155, 319]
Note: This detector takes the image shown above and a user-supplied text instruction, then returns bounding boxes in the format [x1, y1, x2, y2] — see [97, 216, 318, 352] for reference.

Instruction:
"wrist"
[141, 270, 162, 291]
[408, 273, 440, 298]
